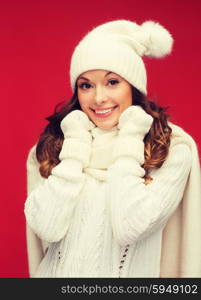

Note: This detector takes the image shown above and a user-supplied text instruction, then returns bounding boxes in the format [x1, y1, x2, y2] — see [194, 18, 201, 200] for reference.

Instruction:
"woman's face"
[77, 69, 133, 130]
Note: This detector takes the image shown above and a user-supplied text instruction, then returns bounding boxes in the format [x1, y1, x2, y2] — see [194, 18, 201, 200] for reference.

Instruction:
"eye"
[108, 79, 119, 86]
[78, 82, 92, 90]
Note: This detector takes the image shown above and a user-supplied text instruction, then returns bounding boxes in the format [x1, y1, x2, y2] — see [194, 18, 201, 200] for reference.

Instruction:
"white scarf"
[84, 125, 118, 180]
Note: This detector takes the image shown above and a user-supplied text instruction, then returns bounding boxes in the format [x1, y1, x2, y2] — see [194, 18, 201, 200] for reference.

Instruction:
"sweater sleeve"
[26, 144, 48, 277]
[24, 144, 85, 243]
[106, 142, 192, 246]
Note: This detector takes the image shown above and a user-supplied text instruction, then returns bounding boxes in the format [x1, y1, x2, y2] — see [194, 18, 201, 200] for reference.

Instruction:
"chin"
[95, 120, 118, 130]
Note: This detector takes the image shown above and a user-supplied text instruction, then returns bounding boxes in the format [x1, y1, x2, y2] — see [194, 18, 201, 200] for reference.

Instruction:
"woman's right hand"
[59, 110, 96, 167]
[60, 109, 95, 143]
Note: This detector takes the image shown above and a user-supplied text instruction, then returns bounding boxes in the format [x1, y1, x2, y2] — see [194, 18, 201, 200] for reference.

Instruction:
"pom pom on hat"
[70, 19, 174, 95]
[140, 21, 173, 57]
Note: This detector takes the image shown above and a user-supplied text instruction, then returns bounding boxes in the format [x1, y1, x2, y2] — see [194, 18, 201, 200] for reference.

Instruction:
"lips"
[91, 106, 118, 118]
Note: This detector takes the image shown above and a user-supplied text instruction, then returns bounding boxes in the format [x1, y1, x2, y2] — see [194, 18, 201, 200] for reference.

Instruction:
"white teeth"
[95, 108, 113, 114]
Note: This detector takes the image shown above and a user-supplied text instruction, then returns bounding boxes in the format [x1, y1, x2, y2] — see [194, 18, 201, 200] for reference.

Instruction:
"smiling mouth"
[90, 106, 118, 118]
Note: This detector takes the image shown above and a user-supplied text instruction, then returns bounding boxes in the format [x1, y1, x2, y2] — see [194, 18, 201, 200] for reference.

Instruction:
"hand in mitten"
[117, 105, 153, 140]
[112, 106, 153, 165]
[60, 109, 95, 142]
[59, 110, 96, 167]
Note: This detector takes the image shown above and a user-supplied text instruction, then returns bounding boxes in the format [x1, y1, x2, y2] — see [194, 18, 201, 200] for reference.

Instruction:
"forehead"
[78, 69, 121, 80]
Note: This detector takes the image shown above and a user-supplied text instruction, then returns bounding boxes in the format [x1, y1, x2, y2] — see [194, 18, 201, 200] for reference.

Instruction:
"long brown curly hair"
[35, 86, 172, 184]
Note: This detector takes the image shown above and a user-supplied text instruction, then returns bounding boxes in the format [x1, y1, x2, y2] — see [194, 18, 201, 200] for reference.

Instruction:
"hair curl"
[35, 86, 172, 184]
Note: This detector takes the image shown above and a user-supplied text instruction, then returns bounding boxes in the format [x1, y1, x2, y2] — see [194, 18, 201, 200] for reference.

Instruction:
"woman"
[24, 20, 201, 278]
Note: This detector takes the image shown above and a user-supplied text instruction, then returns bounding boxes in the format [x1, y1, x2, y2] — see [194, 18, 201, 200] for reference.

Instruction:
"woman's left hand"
[117, 105, 153, 140]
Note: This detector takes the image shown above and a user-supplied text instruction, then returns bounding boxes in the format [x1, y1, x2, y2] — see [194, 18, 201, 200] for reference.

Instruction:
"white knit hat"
[70, 19, 173, 95]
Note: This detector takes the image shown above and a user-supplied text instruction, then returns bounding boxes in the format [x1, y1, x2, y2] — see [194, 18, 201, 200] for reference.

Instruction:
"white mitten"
[118, 105, 153, 140]
[59, 110, 95, 167]
[113, 105, 153, 165]
[60, 109, 95, 141]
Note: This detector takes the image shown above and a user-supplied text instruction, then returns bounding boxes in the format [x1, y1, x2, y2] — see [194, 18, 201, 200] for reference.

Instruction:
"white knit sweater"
[24, 121, 192, 278]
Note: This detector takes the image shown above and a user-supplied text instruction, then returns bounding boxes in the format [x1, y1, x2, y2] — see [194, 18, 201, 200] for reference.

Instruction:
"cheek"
[78, 95, 90, 111]
[79, 103, 88, 114]
[118, 90, 132, 110]
[78, 90, 94, 107]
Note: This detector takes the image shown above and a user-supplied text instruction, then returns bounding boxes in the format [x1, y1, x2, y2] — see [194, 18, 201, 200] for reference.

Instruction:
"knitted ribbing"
[25, 122, 192, 277]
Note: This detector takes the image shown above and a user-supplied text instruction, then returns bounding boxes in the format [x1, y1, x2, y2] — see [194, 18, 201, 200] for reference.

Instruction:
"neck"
[91, 125, 118, 139]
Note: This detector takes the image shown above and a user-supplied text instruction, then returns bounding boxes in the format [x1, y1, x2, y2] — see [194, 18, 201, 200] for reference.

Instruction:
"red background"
[1, 0, 201, 277]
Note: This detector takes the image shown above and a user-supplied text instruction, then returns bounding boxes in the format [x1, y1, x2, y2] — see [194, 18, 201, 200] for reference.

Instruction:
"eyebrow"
[77, 71, 112, 81]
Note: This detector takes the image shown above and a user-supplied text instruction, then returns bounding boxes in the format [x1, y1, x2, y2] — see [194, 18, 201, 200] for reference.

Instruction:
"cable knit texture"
[24, 107, 201, 278]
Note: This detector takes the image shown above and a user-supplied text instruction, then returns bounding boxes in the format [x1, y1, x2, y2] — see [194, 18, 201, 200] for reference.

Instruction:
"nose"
[94, 86, 108, 105]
